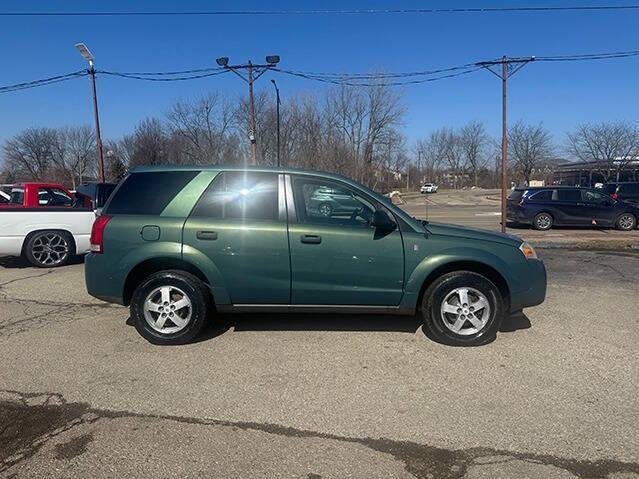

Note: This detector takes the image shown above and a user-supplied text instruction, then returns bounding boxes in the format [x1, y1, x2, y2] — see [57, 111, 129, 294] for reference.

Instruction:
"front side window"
[191, 171, 279, 221]
[581, 190, 612, 205]
[292, 176, 376, 227]
[39, 188, 73, 207]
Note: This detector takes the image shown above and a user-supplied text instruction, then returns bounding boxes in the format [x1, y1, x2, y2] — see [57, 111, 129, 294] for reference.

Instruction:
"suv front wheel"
[130, 270, 209, 345]
[421, 271, 504, 346]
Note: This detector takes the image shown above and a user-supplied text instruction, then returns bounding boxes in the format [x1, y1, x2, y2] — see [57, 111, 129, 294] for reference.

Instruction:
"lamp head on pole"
[75, 42, 94, 67]
[216, 57, 229, 67]
[265, 55, 280, 65]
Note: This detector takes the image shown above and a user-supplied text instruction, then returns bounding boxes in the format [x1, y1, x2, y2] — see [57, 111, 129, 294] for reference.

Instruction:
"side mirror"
[371, 209, 397, 230]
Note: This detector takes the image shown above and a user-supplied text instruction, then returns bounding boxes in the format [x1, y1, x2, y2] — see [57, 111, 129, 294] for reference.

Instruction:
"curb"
[529, 239, 639, 251]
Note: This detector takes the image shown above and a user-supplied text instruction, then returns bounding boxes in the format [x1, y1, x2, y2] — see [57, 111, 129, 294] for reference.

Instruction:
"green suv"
[85, 166, 546, 346]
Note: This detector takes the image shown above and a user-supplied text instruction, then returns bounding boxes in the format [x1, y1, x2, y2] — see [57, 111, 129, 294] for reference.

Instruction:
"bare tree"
[567, 121, 639, 182]
[167, 93, 240, 165]
[2, 127, 59, 181]
[57, 126, 96, 188]
[460, 121, 489, 187]
[128, 118, 171, 167]
[425, 128, 466, 188]
[508, 121, 554, 185]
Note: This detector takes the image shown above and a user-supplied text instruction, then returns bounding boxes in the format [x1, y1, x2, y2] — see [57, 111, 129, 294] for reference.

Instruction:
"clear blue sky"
[0, 0, 637, 151]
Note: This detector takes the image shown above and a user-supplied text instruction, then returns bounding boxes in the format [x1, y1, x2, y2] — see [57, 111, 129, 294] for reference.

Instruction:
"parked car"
[0, 182, 96, 267]
[601, 182, 639, 205]
[308, 185, 363, 217]
[75, 182, 117, 210]
[85, 166, 546, 347]
[507, 186, 638, 231]
[420, 183, 438, 194]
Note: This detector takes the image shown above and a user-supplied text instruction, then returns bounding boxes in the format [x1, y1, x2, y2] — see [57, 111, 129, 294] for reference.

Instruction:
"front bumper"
[510, 259, 547, 311]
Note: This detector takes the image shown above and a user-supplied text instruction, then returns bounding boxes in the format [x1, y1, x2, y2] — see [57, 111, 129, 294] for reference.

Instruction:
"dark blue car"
[507, 186, 638, 231]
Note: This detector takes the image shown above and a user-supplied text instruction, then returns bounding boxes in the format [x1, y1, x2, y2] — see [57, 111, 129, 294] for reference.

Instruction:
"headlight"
[519, 241, 538, 260]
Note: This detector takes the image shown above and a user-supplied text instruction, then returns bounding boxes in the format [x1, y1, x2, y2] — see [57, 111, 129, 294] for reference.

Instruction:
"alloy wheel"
[618, 214, 635, 230]
[143, 286, 193, 334]
[31, 233, 69, 266]
[319, 204, 332, 216]
[440, 287, 491, 336]
[536, 215, 551, 230]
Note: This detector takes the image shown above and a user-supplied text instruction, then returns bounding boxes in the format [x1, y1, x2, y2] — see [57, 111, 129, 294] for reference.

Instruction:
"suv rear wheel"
[533, 212, 553, 231]
[421, 271, 504, 346]
[130, 270, 209, 345]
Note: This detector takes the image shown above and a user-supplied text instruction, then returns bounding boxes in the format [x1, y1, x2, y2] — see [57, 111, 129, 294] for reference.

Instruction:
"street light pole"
[476, 55, 535, 233]
[216, 55, 280, 166]
[271, 79, 281, 167]
[75, 43, 105, 183]
[247, 61, 257, 165]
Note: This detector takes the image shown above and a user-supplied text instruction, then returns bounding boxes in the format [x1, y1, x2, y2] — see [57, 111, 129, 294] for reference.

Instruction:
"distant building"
[553, 158, 639, 186]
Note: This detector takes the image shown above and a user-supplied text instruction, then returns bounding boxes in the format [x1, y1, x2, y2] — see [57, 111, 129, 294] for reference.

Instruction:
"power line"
[0, 70, 88, 93]
[1, 6, 639, 16]
[2, 47, 639, 93]
[272, 66, 483, 86]
[98, 69, 230, 81]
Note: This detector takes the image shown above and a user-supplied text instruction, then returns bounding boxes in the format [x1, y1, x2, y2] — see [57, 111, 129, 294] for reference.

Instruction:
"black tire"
[421, 271, 504, 346]
[318, 202, 333, 217]
[130, 270, 209, 345]
[533, 212, 553, 231]
[615, 213, 636, 231]
[24, 230, 74, 268]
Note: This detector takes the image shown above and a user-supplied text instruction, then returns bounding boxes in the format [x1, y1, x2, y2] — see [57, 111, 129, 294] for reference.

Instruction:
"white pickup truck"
[0, 182, 97, 267]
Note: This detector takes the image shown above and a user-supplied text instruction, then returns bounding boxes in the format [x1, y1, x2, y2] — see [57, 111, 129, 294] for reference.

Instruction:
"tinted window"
[602, 184, 618, 194]
[38, 187, 73, 207]
[619, 183, 639, 195]
[556, 189, 581, 202]
[528, 190, 553, 201]
[508, 190, 525, 202]
[581, 190, 612, 205]
[191, 171, 279, 221]
[10, 189, 24, 205]
[106, 171, 198, 215]
[292, 176, 376, 227]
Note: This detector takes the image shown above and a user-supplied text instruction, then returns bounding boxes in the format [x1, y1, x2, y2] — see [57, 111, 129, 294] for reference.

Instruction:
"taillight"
[611, 193, 619, 200]
[90, 215, 112, 253]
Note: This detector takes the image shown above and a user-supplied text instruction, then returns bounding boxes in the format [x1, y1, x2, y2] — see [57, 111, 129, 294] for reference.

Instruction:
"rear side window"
[106, 171, 198, 215]
[619, 183, 639, 195]
[528, 190, 553, 201]
[508, 190, 525, 202]
[557, 189, 581, 202]
[190, 171, 279, 221]
[10, 188, 24, 205]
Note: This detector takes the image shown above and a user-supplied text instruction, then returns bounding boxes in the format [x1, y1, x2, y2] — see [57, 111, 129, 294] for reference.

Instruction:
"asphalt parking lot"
[400, 189, 639, 249]
[0, 248, 638, 478]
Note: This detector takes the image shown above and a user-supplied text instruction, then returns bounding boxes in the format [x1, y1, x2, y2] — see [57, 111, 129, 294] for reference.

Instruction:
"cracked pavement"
[0, 250, 638, 478]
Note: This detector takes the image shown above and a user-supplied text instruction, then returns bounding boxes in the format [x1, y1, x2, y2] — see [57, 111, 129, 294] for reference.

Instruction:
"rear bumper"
[506, 207, 531, 224]
[85, 253, 125, 305]
[510, 259, 547, 311]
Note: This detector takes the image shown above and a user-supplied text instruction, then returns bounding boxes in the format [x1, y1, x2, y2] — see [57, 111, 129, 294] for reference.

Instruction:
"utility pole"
[271, 79, 281, 167]
[476, 56, 534, 233]
[75, 43, 105, 183]
[216, 55, 280, 166]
